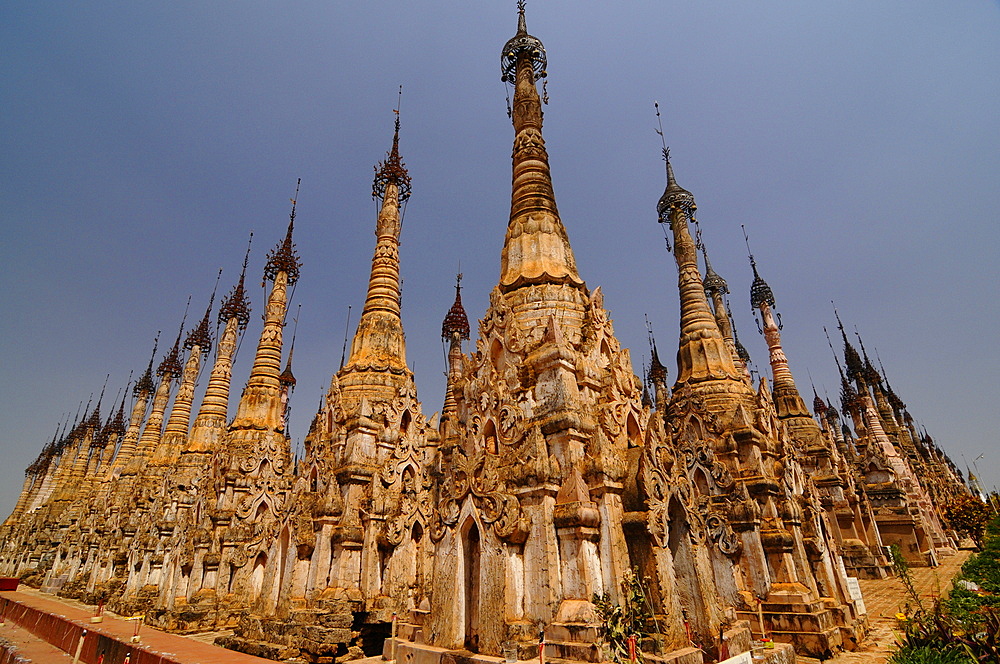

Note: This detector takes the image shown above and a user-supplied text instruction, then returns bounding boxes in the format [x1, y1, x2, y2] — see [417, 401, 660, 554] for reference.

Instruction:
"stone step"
[543, 639, 603, 663]
[545, 623, 600, 643]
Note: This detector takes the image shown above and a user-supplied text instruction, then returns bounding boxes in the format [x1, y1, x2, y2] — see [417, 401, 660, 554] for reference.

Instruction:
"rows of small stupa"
[0, 6, 972, 664]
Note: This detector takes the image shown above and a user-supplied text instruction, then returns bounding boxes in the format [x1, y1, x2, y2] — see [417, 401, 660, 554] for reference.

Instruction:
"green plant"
[887, 644, 973, 664]
[890, 543, 924, 612]
[593, 567, 652, 664]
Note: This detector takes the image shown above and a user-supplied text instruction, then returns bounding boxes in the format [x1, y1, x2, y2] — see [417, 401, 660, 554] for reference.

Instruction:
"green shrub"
[888, 644, 973, 664]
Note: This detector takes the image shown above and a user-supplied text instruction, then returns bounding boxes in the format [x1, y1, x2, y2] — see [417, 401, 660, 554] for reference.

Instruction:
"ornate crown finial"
[725, 298, 752, 365]
[158, 297, 190, 377]
[700, 240, 729, 296]
[833, 303, 863, 380]
[264, 181, 302, 285]
[502, 1, 546, 84]
[185, 270, 220, 355]
[134, 332, 160, 396]
[374, 87, 412, 202]
[220, 232, 254, 329]
[442, 273, 470, 341]
[743, 225, 775, 312]
[655, 104, 696, 222]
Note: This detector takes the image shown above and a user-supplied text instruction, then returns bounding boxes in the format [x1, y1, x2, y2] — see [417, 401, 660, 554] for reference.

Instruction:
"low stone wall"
[0, 594, 173, 664]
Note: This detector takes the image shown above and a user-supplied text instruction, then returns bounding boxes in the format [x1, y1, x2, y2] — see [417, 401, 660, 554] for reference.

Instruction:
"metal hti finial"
[502, 0, 546, 84]
[219, 233, 254, 329]
[186, 270, 221, 355]
[158, 297, 190, 377]
[442, 272, 470, 341]
[264, 181, 302, 285]
[374, 87, 412, 202]
[655, 102, 695, 225]
[743, 225, 776, 317]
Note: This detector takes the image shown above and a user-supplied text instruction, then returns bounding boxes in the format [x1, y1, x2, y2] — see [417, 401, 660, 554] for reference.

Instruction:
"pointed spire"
[725, 298, 752, 366]
[657, 148, 696, 221]
[219, 232, 254, 329]
[134, 332, 160, 396]
[648, 338, 667, 386]
[442, 275, 468, 426]
[341, 110, 410, 382]
[441, 273, 470, 341]
[812, 388, 828, 417]
[498, 2, 583, 292]
[825, 325, 859, 411]
[743, 226, 775, 312]
[264, 180, 302, 286]
[106, 385, 128, 438]
[701, 244, 728, 296]
[280, 305, 299, 388]
[834, 305, 864, 382]
[853, 329, 883, 387]
[655, 137, 742, 391]
[373, 86, 412, 203]
[232, 184, 301, 432]
[87, 378, 108, 432]
[158, 298, 190, 377]
[185, 270, 220, 355]
[501, 1, 547, 85]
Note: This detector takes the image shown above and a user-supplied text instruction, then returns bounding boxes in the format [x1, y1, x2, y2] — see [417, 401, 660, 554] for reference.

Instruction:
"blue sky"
[2, 1, 998, 515]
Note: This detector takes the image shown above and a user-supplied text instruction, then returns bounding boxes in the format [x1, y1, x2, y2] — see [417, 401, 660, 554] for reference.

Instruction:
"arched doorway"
[463, 518, 481, 651]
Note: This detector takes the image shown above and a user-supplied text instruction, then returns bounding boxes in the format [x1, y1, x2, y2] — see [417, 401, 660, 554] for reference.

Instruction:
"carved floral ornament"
[641, 396, 742, 558]
[430, 447, 527, 544]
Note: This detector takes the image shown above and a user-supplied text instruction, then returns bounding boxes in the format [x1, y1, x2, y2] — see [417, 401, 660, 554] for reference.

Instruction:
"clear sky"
[2, 2, 998, 517]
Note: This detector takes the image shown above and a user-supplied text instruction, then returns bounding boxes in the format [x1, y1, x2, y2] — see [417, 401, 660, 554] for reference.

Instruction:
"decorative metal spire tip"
[158, 298, 189, 377]
[743, 225, 775, 311]
[264, 181, 302, 285]
[220, 232, 254, 329]
[185, 270, 220, 354]
[502, 1, 546, 84]
[442, 272, 470, 341]
[374, 87, 412, 202]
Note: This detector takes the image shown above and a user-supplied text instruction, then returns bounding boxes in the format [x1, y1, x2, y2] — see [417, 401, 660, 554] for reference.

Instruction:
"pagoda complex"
[0, 5, 972, 664]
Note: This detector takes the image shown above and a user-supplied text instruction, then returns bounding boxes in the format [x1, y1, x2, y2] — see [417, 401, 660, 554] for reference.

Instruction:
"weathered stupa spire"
[655, 136, 743, 392]
[129, 304, 187, 471]
[744, 229, 814, 425]
[232, 183, 301, 431]
[185, 235, 253, 454]
[699, 237, 750, 380]
[156, 277, 219, 464]
[499, 2, 583, 293]
[342, 104, 410, 384]
[113, 333, 159, 473]
[441, 273, 470, 423]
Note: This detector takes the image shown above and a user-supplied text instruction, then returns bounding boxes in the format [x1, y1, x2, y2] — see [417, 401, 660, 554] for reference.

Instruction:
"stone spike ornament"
[232, 184, 300, 432]
[499, 3, 583, 293]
